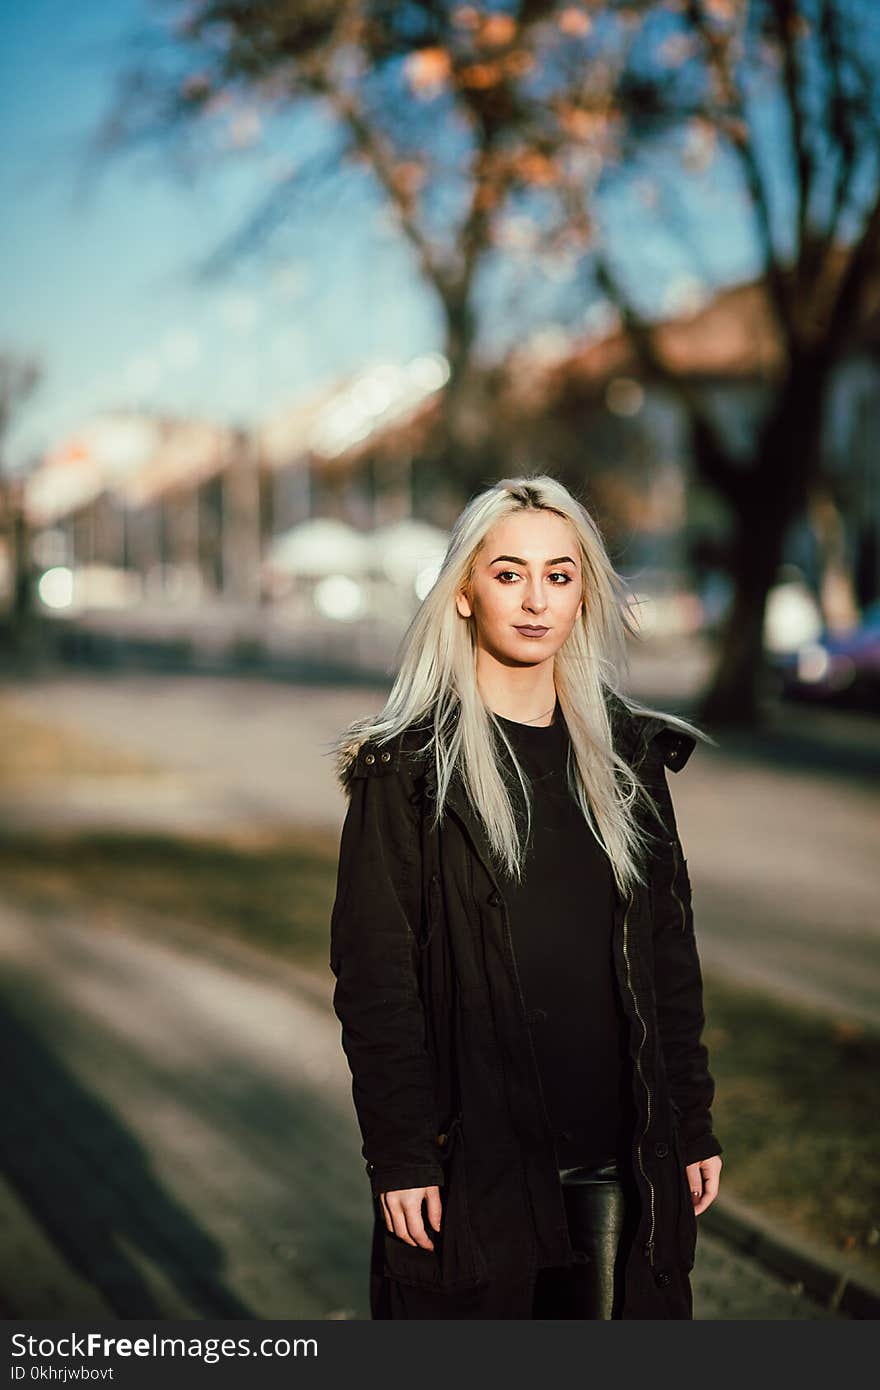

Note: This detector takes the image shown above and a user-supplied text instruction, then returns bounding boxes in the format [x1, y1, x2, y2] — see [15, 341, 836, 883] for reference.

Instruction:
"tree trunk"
[698, 487, 788, 726]
[698, 361, 826, 727]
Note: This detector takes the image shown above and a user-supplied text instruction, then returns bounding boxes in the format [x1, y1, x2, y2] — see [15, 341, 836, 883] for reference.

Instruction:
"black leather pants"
[532, 1159, 636, 1320]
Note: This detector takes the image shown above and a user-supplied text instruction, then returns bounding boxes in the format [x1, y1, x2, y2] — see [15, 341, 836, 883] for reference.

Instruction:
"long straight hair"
[333, 475, 714, 895]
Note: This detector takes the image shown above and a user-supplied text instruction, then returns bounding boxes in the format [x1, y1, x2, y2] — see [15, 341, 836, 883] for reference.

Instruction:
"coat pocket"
[381, 1116, 489, 1293]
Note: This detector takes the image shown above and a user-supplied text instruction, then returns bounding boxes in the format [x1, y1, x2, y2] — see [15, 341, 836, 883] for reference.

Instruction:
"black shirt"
[493, 698, 634, 1169]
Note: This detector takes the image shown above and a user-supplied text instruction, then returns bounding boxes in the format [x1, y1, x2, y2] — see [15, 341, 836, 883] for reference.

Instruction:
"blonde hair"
[332, 474, 714, 894]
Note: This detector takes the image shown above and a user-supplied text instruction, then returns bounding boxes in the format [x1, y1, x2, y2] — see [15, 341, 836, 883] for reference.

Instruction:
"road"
[0, 894, 833, 1319]
[2, 669, 878, 1031]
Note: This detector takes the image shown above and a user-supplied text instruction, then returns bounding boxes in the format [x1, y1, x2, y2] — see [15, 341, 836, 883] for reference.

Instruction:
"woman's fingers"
[425, 1185, 443, 1235]
[686, 1161, 703, 1205]
[381, 1188, 436, 1249]
[387, 1192, 419, 1246]
[692, 1156, 722, 1212]
[402, 1191, 435, 1249]
[379, 1191, 392, 1233]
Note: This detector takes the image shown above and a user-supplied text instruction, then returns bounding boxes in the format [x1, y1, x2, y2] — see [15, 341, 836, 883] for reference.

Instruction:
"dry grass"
[703, 975, 880, 1275]
[0, 828, 339, 969]
[0, 696, 163, 783]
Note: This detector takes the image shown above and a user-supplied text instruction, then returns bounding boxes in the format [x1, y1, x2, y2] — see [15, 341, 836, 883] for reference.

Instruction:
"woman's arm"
[642, 744, 723, 1169]
[330, 750, 445, 1200]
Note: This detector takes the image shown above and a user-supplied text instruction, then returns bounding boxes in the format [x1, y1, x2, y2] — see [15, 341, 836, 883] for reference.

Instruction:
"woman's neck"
[475, 653, 558, 726]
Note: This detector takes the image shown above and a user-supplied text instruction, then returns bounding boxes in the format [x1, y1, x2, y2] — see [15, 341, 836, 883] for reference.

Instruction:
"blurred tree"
[95, 1, 880, 724]
[592, 0, 880, 723]
[91, 1, 632, 498]
[0, 353, 42, 650]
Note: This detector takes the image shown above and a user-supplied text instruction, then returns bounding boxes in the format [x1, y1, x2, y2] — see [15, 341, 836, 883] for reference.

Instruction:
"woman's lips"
[514, 625, 550, 637]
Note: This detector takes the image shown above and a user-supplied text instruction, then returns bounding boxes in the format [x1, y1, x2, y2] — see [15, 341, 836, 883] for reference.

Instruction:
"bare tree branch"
[685, 0, 797, 358]
[812, 0, 864, 277]
[824, 185, 880, 356]
[774, 0, 814, 279]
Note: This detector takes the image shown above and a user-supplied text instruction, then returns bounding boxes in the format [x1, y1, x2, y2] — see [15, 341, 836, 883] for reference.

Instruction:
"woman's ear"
[455, 590, 473, 619]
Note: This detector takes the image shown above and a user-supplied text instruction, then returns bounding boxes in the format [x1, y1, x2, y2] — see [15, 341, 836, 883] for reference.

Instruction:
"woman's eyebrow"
[488, 554, 577, 566]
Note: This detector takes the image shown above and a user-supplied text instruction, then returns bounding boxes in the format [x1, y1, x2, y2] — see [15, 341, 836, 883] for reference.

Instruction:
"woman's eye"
[494, 571, 572, 584]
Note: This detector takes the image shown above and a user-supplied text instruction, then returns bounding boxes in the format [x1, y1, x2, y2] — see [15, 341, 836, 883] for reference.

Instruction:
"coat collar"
[402, 694, 695, 785]
[340, 694, 695, 810]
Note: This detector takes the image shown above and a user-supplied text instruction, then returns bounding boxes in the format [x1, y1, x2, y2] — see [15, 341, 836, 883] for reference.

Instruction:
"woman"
[329, 475, 723, 1319]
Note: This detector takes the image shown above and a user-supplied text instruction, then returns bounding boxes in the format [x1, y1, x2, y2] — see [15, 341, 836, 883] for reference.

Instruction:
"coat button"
[380, 750, 391, 763]
[655, 1270, 671, 1287]
[488, 891, 502, 907]
[437, 1132, 447, 1147]
[654, 1141, 669, 1158]
[364, 752, 375, 764]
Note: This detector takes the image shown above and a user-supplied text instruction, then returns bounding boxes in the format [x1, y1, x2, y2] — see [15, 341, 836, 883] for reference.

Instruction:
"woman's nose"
[523, 584, 548, 614]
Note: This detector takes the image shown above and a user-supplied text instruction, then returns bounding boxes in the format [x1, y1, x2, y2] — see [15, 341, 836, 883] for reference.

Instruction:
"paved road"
[0, 896, 833, 1320]
[3, 669, 878, 1031]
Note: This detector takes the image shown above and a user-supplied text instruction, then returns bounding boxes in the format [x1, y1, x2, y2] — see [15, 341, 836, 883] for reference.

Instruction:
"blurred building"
[25, 411, 263, 609]
[258, 355, 451, 531]
[21, 273, 879, 633]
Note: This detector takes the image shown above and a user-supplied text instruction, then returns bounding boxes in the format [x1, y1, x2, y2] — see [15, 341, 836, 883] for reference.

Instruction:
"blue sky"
[0, 1, 775, 476]
[0, 0, 440, 472]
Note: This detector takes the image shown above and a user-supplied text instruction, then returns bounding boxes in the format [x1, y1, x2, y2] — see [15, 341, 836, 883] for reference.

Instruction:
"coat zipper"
[621, 887, 656, 1267]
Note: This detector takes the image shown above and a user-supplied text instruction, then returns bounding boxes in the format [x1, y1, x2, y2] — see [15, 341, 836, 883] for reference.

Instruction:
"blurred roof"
[259, 355, 450, 473]
[25, 411, 235, 523]
[116, 418, 233, 507]
[257, 379, 347, 470]
[537, 252, 880, 403]
[25, 412, 161, 525]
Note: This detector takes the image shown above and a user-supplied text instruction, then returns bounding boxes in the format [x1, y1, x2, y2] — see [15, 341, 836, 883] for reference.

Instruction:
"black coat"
[330, 694, 723, 1319]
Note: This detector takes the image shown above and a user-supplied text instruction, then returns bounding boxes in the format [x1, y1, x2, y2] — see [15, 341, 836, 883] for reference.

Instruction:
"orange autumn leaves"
[403, 4, 596, 98]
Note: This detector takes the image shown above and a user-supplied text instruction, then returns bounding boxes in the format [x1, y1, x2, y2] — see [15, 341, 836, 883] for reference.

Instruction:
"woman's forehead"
[480, 510, 578, 556]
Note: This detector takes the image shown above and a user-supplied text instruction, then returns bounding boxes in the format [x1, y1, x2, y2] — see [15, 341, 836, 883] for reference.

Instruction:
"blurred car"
[768, 602, 880, 712]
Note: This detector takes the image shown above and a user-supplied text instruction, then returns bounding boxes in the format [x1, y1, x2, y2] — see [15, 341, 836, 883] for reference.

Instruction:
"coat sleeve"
[642, 737, 723, 1168]
[329, 757, 444, 1199]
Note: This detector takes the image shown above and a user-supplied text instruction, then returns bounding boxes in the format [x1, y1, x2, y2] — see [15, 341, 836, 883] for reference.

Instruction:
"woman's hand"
[380, 1186, 443, 1250]
[686, 1155, 722, 1216]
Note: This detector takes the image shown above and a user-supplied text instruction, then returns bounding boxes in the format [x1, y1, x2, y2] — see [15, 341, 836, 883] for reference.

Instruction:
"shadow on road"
[0, 1001, 255, 1319]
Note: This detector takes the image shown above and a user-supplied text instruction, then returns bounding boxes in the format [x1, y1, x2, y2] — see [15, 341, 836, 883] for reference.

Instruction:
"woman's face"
[456, 509, 584, 667]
